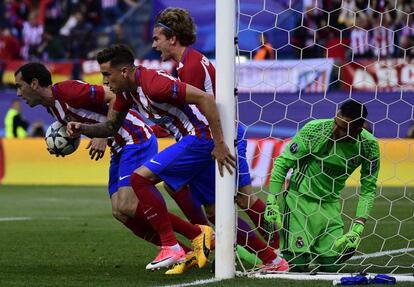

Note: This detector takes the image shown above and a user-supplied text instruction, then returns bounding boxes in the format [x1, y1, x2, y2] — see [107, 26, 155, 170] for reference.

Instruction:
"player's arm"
[67, 93, 129, 138]
[86, 138, 107, 161]
[356, 139, 380, 221]
[269, 122, 313, 195]
[265, 123, 313, 230]
[335, 138, 380, 260]
[184, 84, 236, 176]
[84, 86, 114, 160]
[67, 108, 127, 138]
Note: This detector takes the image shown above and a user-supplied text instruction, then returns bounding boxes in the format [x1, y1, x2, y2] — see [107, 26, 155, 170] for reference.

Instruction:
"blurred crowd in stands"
[2, 0, 413, 63]
[0, 0, 138, 62]
[292, 0, 414, 60]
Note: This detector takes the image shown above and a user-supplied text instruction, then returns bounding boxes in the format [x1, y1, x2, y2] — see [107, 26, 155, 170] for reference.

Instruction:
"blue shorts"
[237, 124, 251, 188]
[144, 135, 215, 205]
[108, 136, 158, 197]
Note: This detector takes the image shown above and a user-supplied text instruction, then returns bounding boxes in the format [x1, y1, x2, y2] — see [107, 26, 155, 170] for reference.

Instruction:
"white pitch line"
[155, 278, 220, 287]
[0, 217, 73, 222]
[0, 217, 32, 222]
[350, 247, 414, 260]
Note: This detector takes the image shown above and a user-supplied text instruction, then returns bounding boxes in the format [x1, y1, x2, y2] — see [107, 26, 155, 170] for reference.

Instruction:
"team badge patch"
[290, 142, 298, 153]
[296, 236, 304, 248]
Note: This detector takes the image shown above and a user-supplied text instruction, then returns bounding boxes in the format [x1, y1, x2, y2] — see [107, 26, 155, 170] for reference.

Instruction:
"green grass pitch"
[0, 185, 413, 287]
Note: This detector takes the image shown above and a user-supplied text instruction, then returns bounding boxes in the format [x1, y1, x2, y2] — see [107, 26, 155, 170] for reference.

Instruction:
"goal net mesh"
[234, 0, 414, 276]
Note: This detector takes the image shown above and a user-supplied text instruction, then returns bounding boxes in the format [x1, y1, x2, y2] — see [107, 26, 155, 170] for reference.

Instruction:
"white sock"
[169, 243, 181, 251]
[272, 256, 282, 264]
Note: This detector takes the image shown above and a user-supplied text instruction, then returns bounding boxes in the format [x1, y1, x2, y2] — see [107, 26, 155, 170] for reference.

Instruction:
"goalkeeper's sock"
[170, 185, 210, 225]
[236, 245, 262, 265]
[237, 217, 277, 264]
[245, 198, 280, 249]
[130, 173, 177, 246]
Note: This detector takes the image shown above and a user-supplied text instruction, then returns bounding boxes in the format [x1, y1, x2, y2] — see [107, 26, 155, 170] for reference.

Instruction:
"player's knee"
[116, 187, 138, 217]
[112, 208, 126, 222]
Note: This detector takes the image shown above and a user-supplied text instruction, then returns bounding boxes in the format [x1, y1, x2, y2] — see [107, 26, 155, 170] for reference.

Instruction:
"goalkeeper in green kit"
[265, 100, 380, 272]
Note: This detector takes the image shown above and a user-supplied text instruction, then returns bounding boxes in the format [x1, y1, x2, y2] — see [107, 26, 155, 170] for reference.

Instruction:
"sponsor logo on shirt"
[149, 159, 162, 165]
[119, 175, 130, 181]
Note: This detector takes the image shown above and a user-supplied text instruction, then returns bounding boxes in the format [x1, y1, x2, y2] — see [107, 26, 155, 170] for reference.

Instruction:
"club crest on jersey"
[296, 236, 304, 248]
[290, 142, 298, 153]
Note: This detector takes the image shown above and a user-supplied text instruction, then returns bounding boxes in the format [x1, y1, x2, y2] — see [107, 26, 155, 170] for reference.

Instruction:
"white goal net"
[232, 0, 414, 280]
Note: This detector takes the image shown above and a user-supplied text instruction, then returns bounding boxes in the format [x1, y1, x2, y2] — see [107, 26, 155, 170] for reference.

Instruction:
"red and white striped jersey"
[372, 27, 394, 57]
[22, 22, 43, 46]
[177, 47, 215, 95]
[47, 80, 153, 153]
[101, 0, 118, 8]
[350, 28, 371, 56]
[401, 23, 414, 37]
[113, 66, 212, 141]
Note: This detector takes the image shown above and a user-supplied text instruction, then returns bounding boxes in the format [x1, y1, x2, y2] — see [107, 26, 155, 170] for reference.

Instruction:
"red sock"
[124, 218, 191, 252]
[209, 215, 276, 263]
[237, 218, 276, 264]
[246, 198, 280, 249]
[124, 218, 161, 246]
[124, 204, 191, 251]
[171, 185, 210, 225]
[130, 173, 177, 246]
[169, 213, 201, 240]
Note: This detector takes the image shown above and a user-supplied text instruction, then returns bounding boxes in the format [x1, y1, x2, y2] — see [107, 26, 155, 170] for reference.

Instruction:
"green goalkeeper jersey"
[270, 119, 380, 219]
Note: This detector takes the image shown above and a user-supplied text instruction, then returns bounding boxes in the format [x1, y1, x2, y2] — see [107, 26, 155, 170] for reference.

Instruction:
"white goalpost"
[215, 0, 414, 283]
[215, 0, 237, 280]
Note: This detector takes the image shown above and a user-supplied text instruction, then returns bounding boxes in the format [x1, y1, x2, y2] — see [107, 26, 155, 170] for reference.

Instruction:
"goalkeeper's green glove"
[335, 221, 364, 263]
[263, 194, 282, 234]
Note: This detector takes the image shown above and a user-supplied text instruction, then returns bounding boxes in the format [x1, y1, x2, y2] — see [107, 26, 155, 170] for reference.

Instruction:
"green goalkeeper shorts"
[280, 189, 343, 258]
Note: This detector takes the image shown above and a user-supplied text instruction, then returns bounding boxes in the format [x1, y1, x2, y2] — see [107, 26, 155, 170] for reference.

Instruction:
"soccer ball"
[45, 121, 80, 156]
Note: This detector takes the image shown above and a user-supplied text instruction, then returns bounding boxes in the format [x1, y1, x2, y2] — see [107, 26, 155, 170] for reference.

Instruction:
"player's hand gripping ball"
[45, 121, 80, 156]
